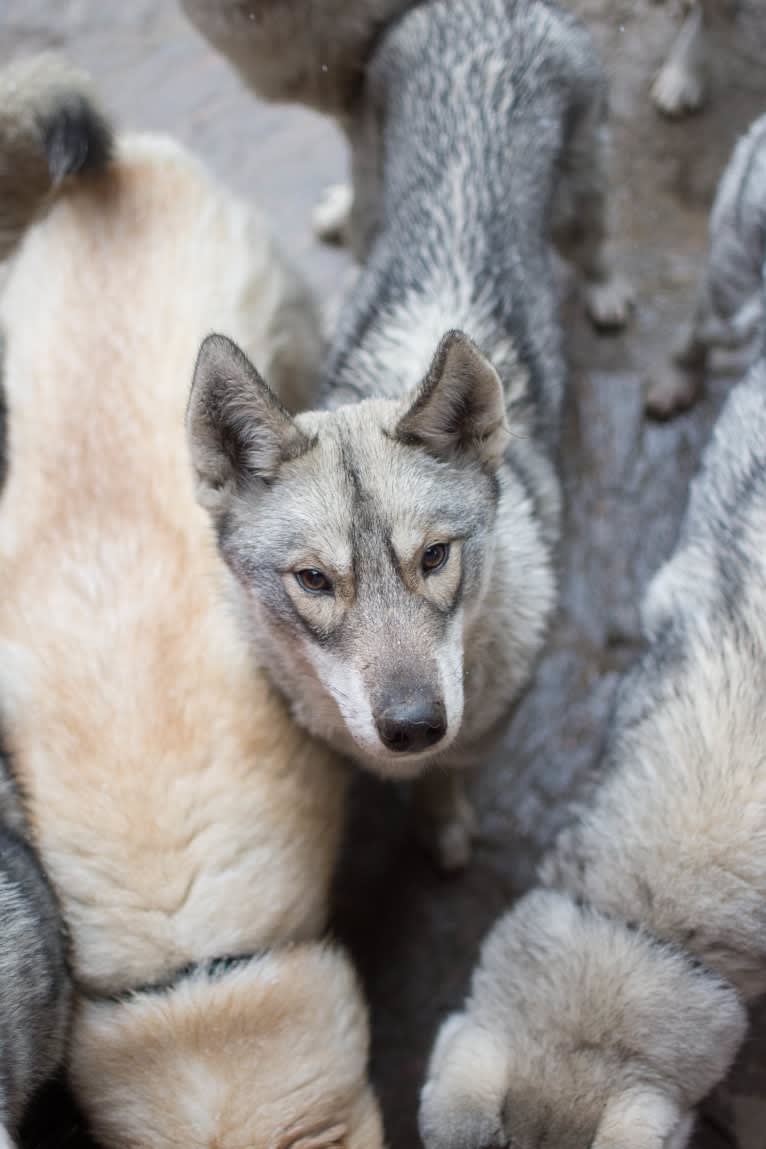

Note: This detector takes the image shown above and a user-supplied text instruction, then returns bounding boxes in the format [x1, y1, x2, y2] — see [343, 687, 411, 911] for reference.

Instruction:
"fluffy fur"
[652, 1, 737, 119]
[647, 107, 766, 418]
[185, 0, 632, 870]
[0, 56, 381, 1149]
[419, 354, 766, 1148]
[0, 757, 71, 1149]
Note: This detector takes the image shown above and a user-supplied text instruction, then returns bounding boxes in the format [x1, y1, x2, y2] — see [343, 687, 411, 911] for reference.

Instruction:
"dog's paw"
[645, 365, 704, 420]
[585, 275, 635, 332]
[312, 183, 353, 245]
[651, 63, 706, 118]
[420, 1016, 510, 1149]
[416, 792, 478, 874]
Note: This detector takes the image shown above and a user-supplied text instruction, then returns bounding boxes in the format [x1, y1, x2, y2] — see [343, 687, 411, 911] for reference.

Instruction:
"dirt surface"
[3, 2, 766, 1148]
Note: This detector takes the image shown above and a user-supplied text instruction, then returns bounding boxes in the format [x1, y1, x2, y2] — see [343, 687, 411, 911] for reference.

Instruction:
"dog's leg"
[553, 106, 634, 331]
[646, 283, 712, 418]
[651, 2, 708, 118]
[413, 769, 478, 874]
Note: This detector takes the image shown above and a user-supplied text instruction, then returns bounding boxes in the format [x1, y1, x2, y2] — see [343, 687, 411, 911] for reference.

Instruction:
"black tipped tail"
[0, 54, 113, 260]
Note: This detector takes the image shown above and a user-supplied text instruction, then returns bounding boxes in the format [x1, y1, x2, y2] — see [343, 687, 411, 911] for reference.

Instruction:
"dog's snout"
[374, 690, 447, 754]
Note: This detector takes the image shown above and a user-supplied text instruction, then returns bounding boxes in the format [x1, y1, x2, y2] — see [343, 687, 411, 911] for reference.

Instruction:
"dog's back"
[326, 0, 606, 442]
[0, 125, 341, 997]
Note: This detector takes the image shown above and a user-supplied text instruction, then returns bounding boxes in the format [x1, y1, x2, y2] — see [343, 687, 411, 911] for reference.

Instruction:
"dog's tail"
[0, 54, 112, 262]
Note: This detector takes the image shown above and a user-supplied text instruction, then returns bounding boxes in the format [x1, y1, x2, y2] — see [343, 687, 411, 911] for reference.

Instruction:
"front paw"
[645, 365, 704, 420]
[420, 1015, 510, 1149]
[585, 275, 635, 332]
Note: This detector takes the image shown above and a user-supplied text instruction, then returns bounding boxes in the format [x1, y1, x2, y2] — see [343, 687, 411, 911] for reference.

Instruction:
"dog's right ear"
[186, 333, 312, 514]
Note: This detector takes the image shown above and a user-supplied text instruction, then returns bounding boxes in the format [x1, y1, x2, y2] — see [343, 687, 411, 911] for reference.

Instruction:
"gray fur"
[420, 355, 766, 1148]
[0, 756, 72, 1146]
[648, 105, 766, 418]
[186, 0, 632, 869]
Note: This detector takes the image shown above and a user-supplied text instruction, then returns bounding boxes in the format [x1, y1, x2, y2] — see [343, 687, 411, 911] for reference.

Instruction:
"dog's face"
[70, 946, 383, 1149]
[420, 892, 746, 1149]
[187, 330, 509, 777]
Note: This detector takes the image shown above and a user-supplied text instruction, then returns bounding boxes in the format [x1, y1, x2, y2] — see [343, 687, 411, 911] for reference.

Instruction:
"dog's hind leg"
[553, 96, 634, 331]
[413, 769, 478, 874]
[651, 2, 708, 119]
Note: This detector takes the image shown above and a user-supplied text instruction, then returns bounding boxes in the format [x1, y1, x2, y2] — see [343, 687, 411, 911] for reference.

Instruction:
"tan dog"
[0, 55, 381, 1149]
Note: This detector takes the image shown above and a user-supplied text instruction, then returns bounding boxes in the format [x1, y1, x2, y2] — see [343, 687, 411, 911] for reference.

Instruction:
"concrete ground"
[3, 2, 766, 1147]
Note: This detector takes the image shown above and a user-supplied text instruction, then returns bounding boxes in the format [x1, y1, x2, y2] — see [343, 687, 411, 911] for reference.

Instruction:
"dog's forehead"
[295, 400, 482, 529]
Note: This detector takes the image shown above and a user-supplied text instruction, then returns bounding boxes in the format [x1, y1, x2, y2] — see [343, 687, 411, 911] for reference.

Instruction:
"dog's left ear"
[396, 331, 509, 469]
[186, 333, 312, 515]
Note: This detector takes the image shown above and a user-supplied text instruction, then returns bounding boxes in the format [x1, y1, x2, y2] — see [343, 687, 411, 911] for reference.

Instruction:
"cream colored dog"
[0, 55, 381, 1149]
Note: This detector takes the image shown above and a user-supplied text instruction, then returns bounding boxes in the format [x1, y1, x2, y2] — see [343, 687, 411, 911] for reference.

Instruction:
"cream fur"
[0, 100, 380, 1148]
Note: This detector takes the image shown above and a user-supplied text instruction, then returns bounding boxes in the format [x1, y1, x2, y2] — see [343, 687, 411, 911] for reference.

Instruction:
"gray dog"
[420, 336, 766, 1146]
[185, 0, 633, 869]
[647, 108, 766, 418]
[0, 758, 71, 1149]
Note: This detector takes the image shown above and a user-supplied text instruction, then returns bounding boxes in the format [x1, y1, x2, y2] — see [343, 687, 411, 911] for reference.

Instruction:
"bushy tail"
[0, 54, 112, 261]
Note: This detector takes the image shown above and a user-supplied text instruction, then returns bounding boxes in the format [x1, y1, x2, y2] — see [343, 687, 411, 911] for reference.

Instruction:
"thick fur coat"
[183, 0, 631, 870]
[420, 351, 766, 1148]
[0, 55, 381, 1149]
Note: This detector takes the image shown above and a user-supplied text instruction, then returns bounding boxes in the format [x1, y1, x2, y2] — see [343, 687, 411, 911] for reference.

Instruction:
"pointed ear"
[186, 333, 312, 514]
[395, 330, 509, 469]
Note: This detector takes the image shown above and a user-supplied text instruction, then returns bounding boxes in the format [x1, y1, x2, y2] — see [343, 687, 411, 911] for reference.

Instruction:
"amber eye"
[421, 543, 450, 576]
[295, 568, 333, 595]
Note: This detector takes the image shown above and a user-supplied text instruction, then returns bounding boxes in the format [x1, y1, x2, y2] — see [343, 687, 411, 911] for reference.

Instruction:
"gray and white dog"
[647, 107, 766, 418]
[0, 757, 71, 1149]
[186, 0, 633, 869]
[419, 338, 766, 1146]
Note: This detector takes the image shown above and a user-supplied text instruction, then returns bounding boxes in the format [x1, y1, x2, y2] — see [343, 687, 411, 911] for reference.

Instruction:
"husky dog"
[186, 0, 633, 870]
[418, 348, 766, 1148]
[652, 1, 737, 119]
[0, 56, 381, 1149]
[647, 109, 766, 418]
[0, 754, 71, 1149]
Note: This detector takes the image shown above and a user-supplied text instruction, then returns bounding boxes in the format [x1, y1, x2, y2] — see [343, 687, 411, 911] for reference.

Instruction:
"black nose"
[374, 694, 447, 754]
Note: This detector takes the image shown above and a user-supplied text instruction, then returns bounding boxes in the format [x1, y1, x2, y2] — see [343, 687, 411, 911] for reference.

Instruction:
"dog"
[184, 0, 633, 871]
[651, 1, 737, 119]
[0, 54, 382, 1149]
[647, 108, 766, 418]
[418, 344, 766, 1148]
[0, 754, 71, 1149]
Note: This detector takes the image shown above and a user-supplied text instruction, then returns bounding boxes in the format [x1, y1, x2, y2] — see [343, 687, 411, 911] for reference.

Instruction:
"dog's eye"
[421, 543, 450, 575]
[295, 569, 333, 595]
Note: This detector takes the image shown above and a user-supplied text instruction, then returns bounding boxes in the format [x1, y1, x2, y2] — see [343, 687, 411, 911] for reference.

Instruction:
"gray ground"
[3, 2, 766, 1148]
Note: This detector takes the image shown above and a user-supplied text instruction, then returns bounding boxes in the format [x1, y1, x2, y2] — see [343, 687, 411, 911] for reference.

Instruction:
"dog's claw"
[585, 275, 635, 331]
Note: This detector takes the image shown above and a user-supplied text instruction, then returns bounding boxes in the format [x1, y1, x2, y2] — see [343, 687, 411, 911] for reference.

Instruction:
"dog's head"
[420, 891, 746, 1149]
[187, 330, 511, 777]
[70, 945, 383, 1149]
